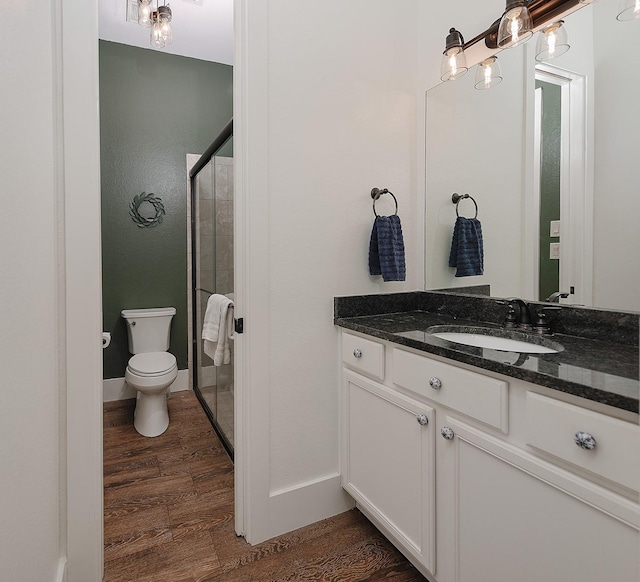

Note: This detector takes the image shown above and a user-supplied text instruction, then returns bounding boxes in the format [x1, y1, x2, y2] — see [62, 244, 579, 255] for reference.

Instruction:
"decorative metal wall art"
[129, 192, 166, 228]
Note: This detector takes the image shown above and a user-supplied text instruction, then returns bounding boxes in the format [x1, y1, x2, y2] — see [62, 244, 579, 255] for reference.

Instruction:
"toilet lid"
[128, 352, 176, 376]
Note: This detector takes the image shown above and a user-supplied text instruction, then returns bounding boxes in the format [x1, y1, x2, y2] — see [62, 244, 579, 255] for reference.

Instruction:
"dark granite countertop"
[334, 294, 639, 414]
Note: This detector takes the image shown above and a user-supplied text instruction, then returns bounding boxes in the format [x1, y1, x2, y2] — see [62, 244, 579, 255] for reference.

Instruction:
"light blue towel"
[369, 215, 406, 282]
[448, 217, 484, 277]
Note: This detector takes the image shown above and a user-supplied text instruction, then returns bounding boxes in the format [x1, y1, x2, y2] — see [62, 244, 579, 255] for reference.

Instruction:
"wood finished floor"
[104, 391, 426, 582]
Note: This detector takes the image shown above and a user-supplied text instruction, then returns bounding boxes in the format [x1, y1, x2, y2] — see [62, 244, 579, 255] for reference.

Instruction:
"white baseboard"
[267, 473, 355, 541]
[56, 558, 67, 582]
[103, 369, 190, 402]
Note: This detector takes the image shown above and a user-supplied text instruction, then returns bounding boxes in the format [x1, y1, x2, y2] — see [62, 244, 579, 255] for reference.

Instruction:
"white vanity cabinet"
[339, 330, 640, 582]
[436, 414, 639, 582]
[342, 370, 436, 573]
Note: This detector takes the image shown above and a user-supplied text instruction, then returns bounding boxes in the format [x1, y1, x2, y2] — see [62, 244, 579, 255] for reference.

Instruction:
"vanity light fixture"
[617, 0, 640, 20]
[150, 3, 173, 48]
[474, 56, 503, 90]
[535, 20, 570, 61]
[441, 28, 468, 82]
[497, 0, 533, 48]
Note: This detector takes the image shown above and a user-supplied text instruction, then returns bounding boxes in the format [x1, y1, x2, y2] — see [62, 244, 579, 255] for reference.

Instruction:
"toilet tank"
[121, 307, 176, 354]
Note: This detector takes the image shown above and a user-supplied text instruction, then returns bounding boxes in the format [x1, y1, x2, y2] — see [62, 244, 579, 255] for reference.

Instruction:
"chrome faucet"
[546, 291, 570, 303]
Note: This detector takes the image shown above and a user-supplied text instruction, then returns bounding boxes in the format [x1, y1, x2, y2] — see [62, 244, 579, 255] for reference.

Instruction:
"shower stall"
[188, 119, 235, 459]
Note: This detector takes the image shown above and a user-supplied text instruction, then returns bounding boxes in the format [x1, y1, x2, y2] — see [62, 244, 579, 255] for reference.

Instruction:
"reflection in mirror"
[424, 0, 640, 312]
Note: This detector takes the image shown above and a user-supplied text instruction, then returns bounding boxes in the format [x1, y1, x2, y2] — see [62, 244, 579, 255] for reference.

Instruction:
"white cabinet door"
[342, 370, 435, 574]
[437, 416, 640, 582]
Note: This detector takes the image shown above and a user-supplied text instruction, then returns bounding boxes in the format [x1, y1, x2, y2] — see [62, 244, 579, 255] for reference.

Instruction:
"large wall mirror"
[424, 0, 639, 312]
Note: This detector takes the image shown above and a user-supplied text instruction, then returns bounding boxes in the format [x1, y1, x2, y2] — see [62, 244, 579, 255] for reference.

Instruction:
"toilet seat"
[127, 352, 176, 376]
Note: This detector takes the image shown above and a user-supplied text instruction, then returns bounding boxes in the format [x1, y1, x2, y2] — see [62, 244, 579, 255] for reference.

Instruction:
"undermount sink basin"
[427, 326, 564, 354]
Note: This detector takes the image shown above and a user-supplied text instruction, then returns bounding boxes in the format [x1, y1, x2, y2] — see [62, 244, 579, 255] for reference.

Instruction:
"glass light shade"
[474, 57, 503, 90]
[138, 0, 152, 28]
[535, 21, 570, 62]
[497, 2, 533, 48]
[441, 48, 468, 81]
[159, 6, 173, 45]
[617, 0, 640, 20]
[150, 13, 165, 48]
[161, 21, 173, 45]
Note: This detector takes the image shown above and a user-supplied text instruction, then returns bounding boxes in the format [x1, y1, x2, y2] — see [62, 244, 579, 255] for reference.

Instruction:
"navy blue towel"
[369, 215, 406, 282]
[448, 217, 484, 277]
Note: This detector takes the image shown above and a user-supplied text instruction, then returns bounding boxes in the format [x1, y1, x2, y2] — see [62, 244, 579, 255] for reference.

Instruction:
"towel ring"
[371, 187, 398, 217]
[452, 193, 478, 219]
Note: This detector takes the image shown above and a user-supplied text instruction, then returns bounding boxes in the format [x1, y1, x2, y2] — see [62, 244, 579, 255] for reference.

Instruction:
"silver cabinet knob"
[416, 414, 429, 426]
[441, 427, 454, 440]
[353, 348, 362, 359]
[575, 431, 597, 450]
[429, 377, 442, 390]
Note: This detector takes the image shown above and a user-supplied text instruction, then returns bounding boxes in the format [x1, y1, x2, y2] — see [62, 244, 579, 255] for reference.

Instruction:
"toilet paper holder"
[102, 332, 111, 349]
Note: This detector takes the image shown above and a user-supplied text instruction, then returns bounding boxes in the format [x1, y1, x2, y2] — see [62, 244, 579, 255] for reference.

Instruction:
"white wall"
[592, 0, 640, 311]
[0, 2, 63, 579]
[237, 0, 423, 543]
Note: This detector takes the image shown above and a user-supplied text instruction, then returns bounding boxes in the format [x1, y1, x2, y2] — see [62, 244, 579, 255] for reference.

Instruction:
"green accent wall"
[100, 41, 232, 379]
[536, 80, 561, 302]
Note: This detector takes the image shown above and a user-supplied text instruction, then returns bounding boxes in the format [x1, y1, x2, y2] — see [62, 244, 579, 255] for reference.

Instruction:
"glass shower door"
[190, 141, 234, 457]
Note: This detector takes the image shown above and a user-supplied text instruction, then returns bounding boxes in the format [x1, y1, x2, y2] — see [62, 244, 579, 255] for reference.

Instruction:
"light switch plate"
[550, 220, 560, 237]
[550, 242, 560, 260]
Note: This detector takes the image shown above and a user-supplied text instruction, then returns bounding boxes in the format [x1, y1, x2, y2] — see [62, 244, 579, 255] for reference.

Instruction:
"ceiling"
[98, 0, 234, 65]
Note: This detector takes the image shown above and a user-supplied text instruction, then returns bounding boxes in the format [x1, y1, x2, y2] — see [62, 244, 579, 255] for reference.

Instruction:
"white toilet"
[121, 307, 178, 437]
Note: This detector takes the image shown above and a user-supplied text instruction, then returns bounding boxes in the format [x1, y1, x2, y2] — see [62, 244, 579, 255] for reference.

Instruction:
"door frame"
[524, 60, 593, 305]
[59, 0, 104, 580]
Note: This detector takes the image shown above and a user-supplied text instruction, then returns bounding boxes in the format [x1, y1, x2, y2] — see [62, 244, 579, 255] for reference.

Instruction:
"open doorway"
[529, 64, 591, 305]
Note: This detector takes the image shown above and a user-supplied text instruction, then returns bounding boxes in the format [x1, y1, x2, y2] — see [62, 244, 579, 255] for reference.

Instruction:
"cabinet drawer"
[392, 348, 508, 432]
[526, 392, 640, 492]
[342, 332, 385, 381]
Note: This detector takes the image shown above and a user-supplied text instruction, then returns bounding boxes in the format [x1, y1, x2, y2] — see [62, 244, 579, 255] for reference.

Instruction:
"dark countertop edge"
[335, 317, 639, 414]
[334, 291, 639, 347]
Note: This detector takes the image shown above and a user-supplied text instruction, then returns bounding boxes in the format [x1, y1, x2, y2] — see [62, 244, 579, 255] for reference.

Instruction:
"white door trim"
[531, 87, 543, 299]
[59, 0, 104, 580]
[233, 0, 272, 543]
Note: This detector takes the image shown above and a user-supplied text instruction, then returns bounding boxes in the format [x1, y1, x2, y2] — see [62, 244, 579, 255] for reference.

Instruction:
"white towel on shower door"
[202, 294, 235, 366]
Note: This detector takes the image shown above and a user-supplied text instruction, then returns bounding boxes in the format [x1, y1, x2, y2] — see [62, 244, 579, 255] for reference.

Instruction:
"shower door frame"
[189, 118, 235, 461]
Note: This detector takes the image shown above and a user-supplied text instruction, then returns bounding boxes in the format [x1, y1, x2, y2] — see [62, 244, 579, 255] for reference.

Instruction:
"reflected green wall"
[100, 41, 232, 379]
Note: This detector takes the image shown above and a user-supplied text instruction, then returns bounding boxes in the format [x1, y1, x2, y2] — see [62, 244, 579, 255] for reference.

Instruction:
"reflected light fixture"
[474, 56, 503, 90]
[535, 21, 570, 61]
[497, 0, 533, 48]
[441, 28, 468, 82]
[617, 0, 640, 20]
